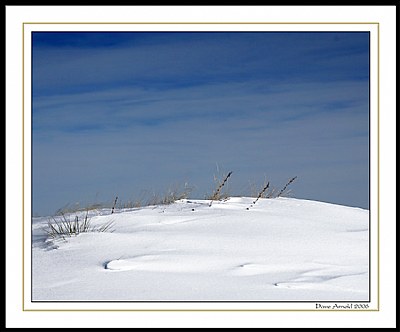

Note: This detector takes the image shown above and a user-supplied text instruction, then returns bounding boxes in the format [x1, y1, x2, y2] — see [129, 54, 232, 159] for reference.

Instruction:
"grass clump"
[247, 176, 298, 210]
[159, 185, 192, 205]
[54, 202, 106, 216]
[45, 210, 114, 240]
[276, 176, 297, 197]
[135, 183, 193, 207]
[247, 181, 270, 210]
[207, 171, 233, 206]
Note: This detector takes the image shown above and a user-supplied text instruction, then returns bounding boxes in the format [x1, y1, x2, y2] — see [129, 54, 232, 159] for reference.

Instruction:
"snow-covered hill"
[32, 197, 369, 301]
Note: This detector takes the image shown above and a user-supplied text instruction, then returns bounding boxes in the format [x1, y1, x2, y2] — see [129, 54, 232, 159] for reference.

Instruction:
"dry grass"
[247, 181, 270, 210]
[54, 202, 106, 216]
[111, 196, 118, 214]
[50, 173, 297, 218]
[131, 183, 194, 208]
[207, 171, 233, 206]
[45, 211, 114, 240]
[277, 176, 297, 197]
[249, 176, 297, 200]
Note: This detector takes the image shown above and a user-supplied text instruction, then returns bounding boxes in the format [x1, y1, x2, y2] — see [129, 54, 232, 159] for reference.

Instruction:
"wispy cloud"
[32, 31, 370, 215]
[33, 32, 369, 92]
[33, 79, 368, 132]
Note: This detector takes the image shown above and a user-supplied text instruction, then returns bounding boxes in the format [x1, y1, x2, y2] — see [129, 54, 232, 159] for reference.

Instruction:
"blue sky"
[32, 31, 370, 216]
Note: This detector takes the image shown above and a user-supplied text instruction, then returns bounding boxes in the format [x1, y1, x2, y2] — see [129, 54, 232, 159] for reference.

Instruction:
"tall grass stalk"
[247, 182, 270, 210]
[277, 176, 297, 197]
[111, 196, 118, 214]
[208, 171, 233, 206]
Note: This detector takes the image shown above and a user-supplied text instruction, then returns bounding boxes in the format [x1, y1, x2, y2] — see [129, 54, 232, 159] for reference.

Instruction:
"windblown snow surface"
[32, 197, 369, 301]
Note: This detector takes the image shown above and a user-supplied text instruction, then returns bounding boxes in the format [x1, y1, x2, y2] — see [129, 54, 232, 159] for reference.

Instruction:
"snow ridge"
[32, 197, 369, 301]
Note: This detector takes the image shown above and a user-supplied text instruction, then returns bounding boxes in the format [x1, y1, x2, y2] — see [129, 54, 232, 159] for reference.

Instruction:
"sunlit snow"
[32, 197, 369, 301]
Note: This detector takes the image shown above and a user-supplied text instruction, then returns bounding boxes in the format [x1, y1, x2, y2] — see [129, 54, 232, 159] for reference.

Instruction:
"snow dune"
[32, 197, 369, 301]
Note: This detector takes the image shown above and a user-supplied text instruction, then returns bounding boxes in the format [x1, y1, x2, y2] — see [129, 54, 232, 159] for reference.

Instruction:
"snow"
[32, 197, 369, 301]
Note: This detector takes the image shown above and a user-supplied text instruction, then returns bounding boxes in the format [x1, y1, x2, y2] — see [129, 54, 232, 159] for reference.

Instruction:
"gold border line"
[22, 22, 25, 312]
[23, 22, 379, 313]
[377, 22, 380, 311]
[23, 22, 379, 24]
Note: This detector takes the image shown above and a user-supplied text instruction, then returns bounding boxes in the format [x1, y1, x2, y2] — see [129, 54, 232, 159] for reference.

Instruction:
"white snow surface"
[32, 197, 369, 301]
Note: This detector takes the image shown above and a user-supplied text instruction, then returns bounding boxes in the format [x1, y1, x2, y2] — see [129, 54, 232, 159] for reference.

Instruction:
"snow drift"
[32, 197, 369, 301]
